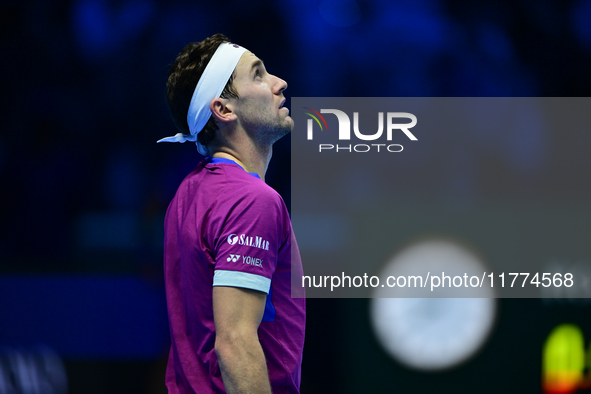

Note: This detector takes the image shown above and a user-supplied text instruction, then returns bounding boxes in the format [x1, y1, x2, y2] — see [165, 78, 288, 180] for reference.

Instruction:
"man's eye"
[255, 70, 261, 78]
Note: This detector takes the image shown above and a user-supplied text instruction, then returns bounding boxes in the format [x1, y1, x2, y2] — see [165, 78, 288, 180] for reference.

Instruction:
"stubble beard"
[254, 120, 292, 147]
[241, 106, 293, 149]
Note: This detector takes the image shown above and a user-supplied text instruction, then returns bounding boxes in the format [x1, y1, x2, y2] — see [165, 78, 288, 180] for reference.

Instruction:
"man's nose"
[272, 75, 288, 94]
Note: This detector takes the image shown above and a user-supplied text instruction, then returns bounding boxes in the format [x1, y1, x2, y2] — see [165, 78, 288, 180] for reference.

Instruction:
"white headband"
[157, 42, 247, 156]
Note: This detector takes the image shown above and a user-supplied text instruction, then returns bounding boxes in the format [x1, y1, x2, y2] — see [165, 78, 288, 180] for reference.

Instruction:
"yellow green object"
[543, 324, 585, 394]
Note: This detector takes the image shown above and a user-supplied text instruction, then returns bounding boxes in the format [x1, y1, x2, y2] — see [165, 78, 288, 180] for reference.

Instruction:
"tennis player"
[158, 34, 305, 394]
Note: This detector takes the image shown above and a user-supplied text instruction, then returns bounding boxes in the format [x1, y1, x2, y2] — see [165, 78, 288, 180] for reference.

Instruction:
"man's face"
[229, 51, 293, 146]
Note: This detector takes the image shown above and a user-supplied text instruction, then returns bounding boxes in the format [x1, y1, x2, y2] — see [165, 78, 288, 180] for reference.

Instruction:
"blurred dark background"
[1, 0, 590, 393]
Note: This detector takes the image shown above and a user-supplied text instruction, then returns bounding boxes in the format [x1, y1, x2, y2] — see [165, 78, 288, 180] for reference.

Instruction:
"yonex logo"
[227, 234, 239, 245]
[227, 254, 240, 262]
[242, 255, 263, 268]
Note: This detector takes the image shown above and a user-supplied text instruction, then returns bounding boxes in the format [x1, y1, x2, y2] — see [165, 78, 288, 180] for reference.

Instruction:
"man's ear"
[210, 98, 237, 123]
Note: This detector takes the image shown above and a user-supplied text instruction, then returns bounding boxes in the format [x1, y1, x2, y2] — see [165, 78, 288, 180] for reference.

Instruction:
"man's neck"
[208, 123, 277, 181]
[211, 145, 272, 182]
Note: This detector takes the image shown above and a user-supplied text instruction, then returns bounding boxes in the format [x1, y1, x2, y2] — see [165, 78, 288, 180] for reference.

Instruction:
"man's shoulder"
[173, 160, 286, 213]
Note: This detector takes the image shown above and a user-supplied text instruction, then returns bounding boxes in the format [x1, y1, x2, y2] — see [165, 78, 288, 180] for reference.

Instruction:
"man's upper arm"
[212, 286, 266, 338]
[212, 286, 272, 394]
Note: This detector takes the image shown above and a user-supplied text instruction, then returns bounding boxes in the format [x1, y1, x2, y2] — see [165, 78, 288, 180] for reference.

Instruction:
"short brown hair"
[165, 34, 239, 148]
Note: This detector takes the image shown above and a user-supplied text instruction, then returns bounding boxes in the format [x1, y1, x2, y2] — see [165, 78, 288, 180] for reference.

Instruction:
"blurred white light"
[370, 239, 497, 371]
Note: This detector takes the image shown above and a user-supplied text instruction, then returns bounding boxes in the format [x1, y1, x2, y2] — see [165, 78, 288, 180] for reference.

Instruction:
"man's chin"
[275, 116, 293, 134]
[284, 117, 295, 135]
[286, 116, 294, 132]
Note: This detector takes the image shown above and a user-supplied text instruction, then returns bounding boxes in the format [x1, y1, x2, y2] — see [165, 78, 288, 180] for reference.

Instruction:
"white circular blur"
[370, 239, 497, 371]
